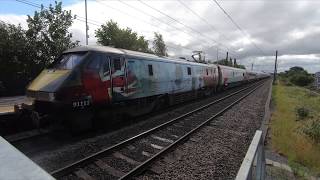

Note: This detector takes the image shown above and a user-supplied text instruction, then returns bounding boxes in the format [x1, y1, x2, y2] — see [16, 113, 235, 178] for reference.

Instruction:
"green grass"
[271, 81, 320, 176]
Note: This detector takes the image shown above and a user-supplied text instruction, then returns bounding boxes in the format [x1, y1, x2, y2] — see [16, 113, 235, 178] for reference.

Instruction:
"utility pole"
[225, 52, 228, 65]
[251, 63, 253, 70]
[85, 0, 88, 45]
[216, 47, 219, 63]
[273, 50, 278, 84]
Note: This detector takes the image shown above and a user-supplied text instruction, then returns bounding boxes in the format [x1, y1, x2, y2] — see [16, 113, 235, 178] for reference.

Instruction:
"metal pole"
[273, 50, 278, 83]
[85, 0, 88, 45]
[216, 47, 219, 63]
[225, 52, 228, 65]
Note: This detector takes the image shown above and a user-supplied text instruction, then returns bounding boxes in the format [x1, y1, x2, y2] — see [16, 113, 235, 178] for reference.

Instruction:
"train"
[25, 46, 269, 131]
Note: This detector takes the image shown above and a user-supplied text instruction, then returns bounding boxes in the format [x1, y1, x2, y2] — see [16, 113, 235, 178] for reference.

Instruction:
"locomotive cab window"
[148, 64, 153, 76]
[102, 58, 110, 76]
[51, 52, 86, 70]
[187, 67, 191, 75]
[87, 53, 101, 70]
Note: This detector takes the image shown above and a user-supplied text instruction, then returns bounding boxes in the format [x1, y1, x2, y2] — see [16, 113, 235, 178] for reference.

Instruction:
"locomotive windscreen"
[51, 52, 87, 70]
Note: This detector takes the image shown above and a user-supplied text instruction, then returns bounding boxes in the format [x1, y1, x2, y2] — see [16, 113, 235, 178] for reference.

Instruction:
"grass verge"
[271, 81, 320, 177]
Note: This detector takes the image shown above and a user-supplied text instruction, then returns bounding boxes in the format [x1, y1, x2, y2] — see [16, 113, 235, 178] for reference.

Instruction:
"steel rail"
[119, 80, 266, 179]
[50, 80, 266, 178]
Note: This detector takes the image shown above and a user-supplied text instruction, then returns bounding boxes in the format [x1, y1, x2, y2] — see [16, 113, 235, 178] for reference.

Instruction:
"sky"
[1, 0, 320, 73]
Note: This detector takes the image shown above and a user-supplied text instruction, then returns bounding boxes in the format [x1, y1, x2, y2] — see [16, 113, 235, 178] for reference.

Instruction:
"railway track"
[50, 79, 267, 180]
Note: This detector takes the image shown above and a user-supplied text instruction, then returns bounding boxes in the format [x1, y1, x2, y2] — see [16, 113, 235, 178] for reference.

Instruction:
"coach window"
[113, 58, 122, 71]
[148, 64, 153, 76]
[102, 58, 110, 76]
[187, 67, 191, 75]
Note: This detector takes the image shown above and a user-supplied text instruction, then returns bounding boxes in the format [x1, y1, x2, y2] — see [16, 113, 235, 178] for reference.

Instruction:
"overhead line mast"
[85, 0, 88, 45]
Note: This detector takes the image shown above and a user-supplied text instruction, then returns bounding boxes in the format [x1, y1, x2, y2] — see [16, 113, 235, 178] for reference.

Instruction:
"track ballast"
[50, 79, 267, 180]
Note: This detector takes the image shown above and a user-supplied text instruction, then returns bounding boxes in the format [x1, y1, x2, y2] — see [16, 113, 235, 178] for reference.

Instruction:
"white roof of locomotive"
[64, 45, 216, 67]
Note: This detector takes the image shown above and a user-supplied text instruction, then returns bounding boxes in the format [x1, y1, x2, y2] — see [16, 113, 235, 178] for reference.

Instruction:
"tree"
[95, 20, 150, 53]
[285, 66, 314, 86]
[290, 73, 314, 86]
[152, 32, 167, 56]
[229, 57, 233, 66]
[0, 22, 30, 95]
[0, 1, 79, 96]
[26, 1, 78, 70]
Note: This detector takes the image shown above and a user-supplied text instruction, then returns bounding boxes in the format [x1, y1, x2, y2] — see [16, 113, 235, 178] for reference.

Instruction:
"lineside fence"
[235, 130, 266, 180]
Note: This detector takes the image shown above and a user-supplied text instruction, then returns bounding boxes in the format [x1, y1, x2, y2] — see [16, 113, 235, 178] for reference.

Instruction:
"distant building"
[315, 72, 320, 89]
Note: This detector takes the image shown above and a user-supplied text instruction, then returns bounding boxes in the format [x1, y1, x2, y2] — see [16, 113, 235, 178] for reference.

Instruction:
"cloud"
[1, 0, 320, 73]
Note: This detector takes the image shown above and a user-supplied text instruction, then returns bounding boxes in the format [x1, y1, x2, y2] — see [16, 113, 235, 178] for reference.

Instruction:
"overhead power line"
[177, 0, 234, 49]
[97, 0, 234, 56]
[15, 0, 238, 58]
[15, 0, 100, 27]
[211, 0, 266, 56]
[15, 0, 195, 54]
[137, 0, 236, 56]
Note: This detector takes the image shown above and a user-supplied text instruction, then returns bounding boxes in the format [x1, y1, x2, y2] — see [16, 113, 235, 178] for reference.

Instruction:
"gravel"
[137, 80, 271, 180]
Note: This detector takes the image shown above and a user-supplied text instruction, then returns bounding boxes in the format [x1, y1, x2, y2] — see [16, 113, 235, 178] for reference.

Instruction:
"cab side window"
[87, 53, 101, 70]
[102, 58, 110, 77]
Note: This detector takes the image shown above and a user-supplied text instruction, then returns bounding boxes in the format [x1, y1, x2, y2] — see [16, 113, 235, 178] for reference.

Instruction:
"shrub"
[290, 74, 314, 87]
[303, 120, 320, 143]
[295, 107, 310, 120]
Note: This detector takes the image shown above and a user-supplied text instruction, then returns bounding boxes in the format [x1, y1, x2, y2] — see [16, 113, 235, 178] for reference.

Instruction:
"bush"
[303, 120, 320, 143]
[290, 74, 314, 87]
[295, 107, 310, 120]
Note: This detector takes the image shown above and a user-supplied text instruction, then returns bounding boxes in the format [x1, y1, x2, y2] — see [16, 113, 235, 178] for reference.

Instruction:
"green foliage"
[235, 64, 246, 69]
[0, 1, 79, 96]
[95, 20, 150, 53]
[303, 119, 320, 144]
[215, 58, 246, 69]
[295, 106, 310, 120]
[280, 66, 314, 87]
[290, 73, 314, 87]
[152, 32, 167, 56]
[289, 160, 311, 178]
[0, 21, 31, 95]
[26, 1, 78, 68]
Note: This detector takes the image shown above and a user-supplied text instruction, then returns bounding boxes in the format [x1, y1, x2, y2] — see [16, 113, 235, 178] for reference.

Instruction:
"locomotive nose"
[26, 69, 71, 101]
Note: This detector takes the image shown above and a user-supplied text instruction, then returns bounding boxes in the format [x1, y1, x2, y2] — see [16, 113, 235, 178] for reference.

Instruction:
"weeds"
[303, 119, 320, 143]
[295, 106, 310, 120]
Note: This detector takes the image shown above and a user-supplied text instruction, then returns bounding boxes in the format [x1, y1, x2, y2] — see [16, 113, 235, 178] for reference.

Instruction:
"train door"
[82, 52, 111, 104]
[111, 55, 126, 101]
[217, 66, 222, 87]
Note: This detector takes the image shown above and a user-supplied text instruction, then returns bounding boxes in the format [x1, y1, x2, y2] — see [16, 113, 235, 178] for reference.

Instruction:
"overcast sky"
[1, 0, 320, 73]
